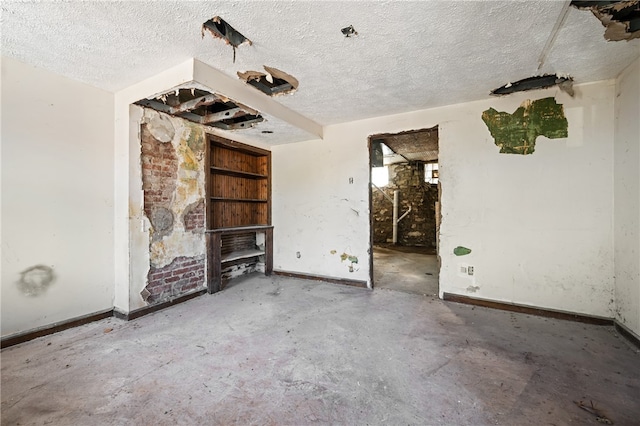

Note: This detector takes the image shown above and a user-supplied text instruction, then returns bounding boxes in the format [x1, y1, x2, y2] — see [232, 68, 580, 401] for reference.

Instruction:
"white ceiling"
[2, 1, 639, 139]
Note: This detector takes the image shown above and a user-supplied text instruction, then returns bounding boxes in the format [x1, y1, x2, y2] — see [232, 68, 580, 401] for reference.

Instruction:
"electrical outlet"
[468, 266, 474, 276]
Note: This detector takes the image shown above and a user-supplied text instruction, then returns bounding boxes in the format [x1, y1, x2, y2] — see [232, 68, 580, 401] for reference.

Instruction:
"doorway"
[368, 126, 440, 296]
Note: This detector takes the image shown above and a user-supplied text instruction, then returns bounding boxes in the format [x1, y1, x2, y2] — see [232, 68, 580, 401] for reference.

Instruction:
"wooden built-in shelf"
[210, 197, 267, 203]
[221, 249, 265, 263]
[206, 135, 272, 294]
[210, 166, 268, 179]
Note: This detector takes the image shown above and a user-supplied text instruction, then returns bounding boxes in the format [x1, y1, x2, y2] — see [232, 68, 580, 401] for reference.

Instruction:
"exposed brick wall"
[141, 124, 178, 218]
[145, 255, 205, 304]
[372, 163, 438, 247]
[183, 199, 205, 232]
[140, 117, 206, 305]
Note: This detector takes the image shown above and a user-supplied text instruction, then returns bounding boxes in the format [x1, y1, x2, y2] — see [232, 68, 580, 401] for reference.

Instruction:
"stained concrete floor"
[373, 245, 439, 296]
[2, 274, 640, 425]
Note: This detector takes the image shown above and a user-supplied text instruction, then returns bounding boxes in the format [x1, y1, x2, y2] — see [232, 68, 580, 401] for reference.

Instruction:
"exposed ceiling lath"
[238, 66, 299, 96]
[135, 88, 264, 130]
[202, 16, 252, 63]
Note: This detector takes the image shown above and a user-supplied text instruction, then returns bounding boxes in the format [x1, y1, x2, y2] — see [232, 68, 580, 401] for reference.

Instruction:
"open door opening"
[368, 126, 440, 296]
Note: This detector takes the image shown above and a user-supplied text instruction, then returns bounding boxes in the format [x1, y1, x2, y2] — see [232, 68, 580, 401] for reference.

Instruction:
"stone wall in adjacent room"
[372, 163, 438, 248]
[139, 110, 207, 304]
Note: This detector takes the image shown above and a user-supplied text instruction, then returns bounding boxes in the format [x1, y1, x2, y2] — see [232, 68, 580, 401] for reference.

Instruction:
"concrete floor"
[373, 245, 439, 296]
[2, 274, 639, 425]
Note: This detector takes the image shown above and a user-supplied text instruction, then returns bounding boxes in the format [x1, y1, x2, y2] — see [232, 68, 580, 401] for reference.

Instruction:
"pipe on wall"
[393, 190, 399, 244]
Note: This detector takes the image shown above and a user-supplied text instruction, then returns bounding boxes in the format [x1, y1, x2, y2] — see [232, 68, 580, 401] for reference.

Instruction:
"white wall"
[1, 57, 115, 337]
[273, 81, 616, 318]
[614, 57, 640, 336]
[272, 135, 371, 282]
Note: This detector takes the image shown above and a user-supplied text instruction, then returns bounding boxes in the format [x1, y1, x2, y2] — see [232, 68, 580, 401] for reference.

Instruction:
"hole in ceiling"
[202, 16, 252, 62]
[211, 114, 264, 131]
[571, 1, 640, 41]
[237, 66, 299, 96]
[134, 88, 263, 130]
[341, 25, 358, 37]
[261, 130, 274, 134]
[491, 74, 574, 97]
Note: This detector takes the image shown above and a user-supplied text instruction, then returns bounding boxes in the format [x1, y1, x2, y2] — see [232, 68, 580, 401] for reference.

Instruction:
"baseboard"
[614, 321, 640, 350]
[442, 293, 613, 326]
[114, 288, 207, 321]
[1, 309, 114, 349]
[2, 289, 208, 348]
[273, 270, 369, 289]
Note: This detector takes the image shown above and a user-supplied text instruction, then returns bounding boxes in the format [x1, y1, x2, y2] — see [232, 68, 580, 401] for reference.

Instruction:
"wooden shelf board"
[210, 197, 267, 203]
[211, 166, 267, 179]
[221, 249, 265, 263]
[206, 225, 273, 233]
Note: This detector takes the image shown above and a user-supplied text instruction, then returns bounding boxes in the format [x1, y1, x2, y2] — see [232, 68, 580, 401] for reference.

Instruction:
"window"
[372, 166, 389, 187]
[425, 163, 439, 185]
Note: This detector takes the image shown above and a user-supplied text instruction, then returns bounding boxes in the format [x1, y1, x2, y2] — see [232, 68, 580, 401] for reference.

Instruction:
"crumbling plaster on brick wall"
[141, 109, 207, 270]
[130, 109, 206, 307]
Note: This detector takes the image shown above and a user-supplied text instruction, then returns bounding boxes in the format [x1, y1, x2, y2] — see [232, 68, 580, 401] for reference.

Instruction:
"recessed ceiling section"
[135, 88, 264, 130]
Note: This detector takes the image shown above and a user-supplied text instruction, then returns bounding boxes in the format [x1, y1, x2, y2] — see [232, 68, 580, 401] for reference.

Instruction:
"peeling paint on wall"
[335, 251, 359, 273]
[16, 265, 55, 296]
[482, 97, 568, 155]
[140, 110, 207, 304]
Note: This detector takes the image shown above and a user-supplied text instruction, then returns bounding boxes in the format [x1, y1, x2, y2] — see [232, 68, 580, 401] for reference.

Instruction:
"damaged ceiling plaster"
[238, 66, 299, 96]
[135, 88, 264, 131]
[491, 74, 574, 97]
[571, 1, 640, 41]
[202, 16, 252, 62]
[3, 1, 640, 144]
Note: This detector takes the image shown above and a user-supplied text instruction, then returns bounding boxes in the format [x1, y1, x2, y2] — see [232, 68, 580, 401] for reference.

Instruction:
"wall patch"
[453, 246, 472, 256]
[482, 97, 568, 155]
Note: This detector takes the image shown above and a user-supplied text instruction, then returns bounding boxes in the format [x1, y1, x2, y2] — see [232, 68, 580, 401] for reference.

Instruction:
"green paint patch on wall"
[185, 123, 205, 154]
[482, 97, 568, 155]
[454, 246, 472, 256]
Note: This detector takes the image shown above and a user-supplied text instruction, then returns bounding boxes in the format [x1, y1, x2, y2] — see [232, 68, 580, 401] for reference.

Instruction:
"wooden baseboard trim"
[273, 270, 369, 289]
[614, 321, 640, 350]
[442, 293, 614, 326]
[115, 289, 207, 321]
[1, 309, 114, 349]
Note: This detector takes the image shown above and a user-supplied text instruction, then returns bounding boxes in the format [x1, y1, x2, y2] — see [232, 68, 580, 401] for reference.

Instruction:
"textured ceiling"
[2, 1, 639, 142]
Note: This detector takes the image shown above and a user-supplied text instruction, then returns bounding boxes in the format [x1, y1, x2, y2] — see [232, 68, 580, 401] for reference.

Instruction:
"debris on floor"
[574, 400, 614, 425]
